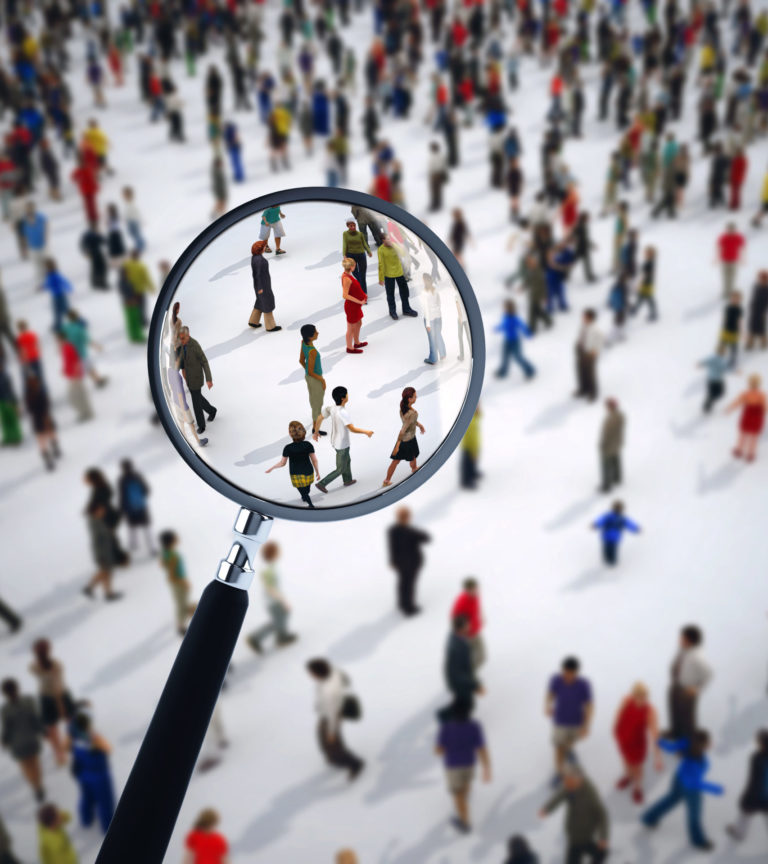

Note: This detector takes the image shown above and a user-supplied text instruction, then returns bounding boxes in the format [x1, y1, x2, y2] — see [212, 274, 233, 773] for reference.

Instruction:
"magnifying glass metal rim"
[147, 186, 486, 523]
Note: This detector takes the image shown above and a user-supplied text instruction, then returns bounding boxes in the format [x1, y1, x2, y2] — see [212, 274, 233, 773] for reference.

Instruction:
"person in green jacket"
[539, 768, 609, 863]
[342, 219, 372, 293]
[38, 804, 78, 864]
[178, 326, 216, 434]
[377, 237, 417, 320]
[460, 405, 481, 490]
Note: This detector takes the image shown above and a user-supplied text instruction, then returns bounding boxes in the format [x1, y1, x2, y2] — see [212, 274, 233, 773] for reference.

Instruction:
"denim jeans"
[425, 317, 446, 362]
[497, 338, 535, 378]
[126, 219, 145, 254]
[643, 776, 709, 847]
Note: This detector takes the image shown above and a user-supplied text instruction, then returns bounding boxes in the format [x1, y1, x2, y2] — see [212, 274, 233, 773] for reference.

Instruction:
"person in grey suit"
[178, 326, 216, 434]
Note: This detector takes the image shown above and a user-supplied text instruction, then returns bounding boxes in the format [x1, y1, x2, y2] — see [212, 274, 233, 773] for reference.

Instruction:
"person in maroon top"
[183, 808, 230, 864]
[729, 147, 748, 211]
[613, 682, 663, 805]
[451, 578, 485, 671]
[71, 154, 100, 224]
[716, 223, 745, 298]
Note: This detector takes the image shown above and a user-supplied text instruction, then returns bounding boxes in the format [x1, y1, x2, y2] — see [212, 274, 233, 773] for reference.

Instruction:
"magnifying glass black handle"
[95, 579, 248, 864]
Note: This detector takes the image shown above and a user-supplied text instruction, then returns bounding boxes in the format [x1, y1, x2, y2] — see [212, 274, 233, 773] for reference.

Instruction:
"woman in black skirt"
[383, 387, 425, 487]
[29, 639, 75, 765]
[84, 467, 129, 567]
[24, 374, 59, 471]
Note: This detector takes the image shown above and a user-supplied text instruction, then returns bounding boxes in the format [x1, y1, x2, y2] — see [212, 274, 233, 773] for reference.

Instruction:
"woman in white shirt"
[421, 274, 446, 365]
[306, 658, 364, 781]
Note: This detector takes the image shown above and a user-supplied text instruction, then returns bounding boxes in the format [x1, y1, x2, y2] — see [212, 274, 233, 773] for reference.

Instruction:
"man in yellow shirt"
[123, 249, 155, 325]
[82, 119, 112, 174]
[377, 237, 417, 320]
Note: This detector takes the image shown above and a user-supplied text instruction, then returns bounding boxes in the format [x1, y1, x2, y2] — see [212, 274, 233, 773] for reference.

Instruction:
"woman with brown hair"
[1, 678, 45, 802]
[30, 639, 75, 765]
[341, 257, 367, 354]
[183, 808, 230, 864]
[382, 387, 425, 487]
[249, 240, 281, 332]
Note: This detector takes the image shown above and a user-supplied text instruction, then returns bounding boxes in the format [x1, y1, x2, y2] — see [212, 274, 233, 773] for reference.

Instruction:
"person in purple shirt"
[494, 299, 536, 380]
[591, 500, 641, 565]
[545, 657, 593, 781]
[435, 706, 491, 834]
[642, 730, 723, 851]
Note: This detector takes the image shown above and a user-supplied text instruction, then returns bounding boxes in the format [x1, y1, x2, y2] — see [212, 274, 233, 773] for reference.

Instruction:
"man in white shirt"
[574, 308, 603, 402]
[666, 625, 713, 741]
[313, 385, 373, 493]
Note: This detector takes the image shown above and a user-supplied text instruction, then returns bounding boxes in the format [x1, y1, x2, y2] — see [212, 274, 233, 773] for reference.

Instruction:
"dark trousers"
[78, 774, 115, 833]
[566, 842, 607, 864]
[349, 252, 368, 293]
[632, 294, 657, 320]
[0, 596, 22, 631]
[703, 379, 724, 413]
[668, 684, 697, 740]
[652, 189, 676, 218]
[528, 300, 552, 334]
[384, 275, 412, 315]
[575, 347, 598, 401]
[437, 691, 475, 723]
[429, 173, 444, 210]
[600, 453, 621, 491]
[395, 566, 418, 613]
[602, 540, 618, 565]
[190, 388, 215, 431]
[643, 776, 708, 846]
[578, 250, 595, 281]
[317, 719, 362, 773]
[460, 449, 480, 489]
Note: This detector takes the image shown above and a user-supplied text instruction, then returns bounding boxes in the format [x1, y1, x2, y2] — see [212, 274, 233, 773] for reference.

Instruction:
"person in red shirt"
[57, 331, 93, 422]
[729, 147, 748, 211]
[613, 682, 663, 805]
[71, 155, 100, 224]
[451, 578, 485, 670]
[717, 223, 745, 298]
[16, 320, 44, 383]
[370, 167, 391, 203]
[184, 808, 230, 864]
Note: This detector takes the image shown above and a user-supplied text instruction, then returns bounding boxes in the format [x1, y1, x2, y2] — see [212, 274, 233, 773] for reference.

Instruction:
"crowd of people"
[1, 0, 768, 862]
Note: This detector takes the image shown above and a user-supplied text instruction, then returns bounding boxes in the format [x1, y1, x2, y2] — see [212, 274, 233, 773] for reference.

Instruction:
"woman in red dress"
[342, 257, 367, 354]
[184, 808, 230, 864]
[613, 682, 663, 804]
[727, 374, 767, 462]
[561, 183, 579, 233]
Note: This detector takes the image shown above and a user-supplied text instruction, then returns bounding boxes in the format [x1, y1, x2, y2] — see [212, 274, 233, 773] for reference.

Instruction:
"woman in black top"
[746, 272, 768, 350]
[449, 208, 472, 267]
[727, 729, 768, 841]
[503, 834, 539, 864]
[24, 374, 59, 470]
[84, 467, 129, 566]
[265, 421, 319, 508]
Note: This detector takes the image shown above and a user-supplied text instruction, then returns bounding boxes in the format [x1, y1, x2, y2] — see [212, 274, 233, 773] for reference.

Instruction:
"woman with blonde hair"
[336, 851, 359, 864]
[30, 638, 75, 765]
[341, 257, 367, 354]
[726, 374, 767, 462]
[184, 808, 229, 864]
[383, 387, 425, 486]
[613, 682, 663, 804]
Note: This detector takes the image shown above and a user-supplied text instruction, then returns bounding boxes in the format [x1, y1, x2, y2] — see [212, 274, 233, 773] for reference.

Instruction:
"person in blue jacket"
[42, 259, 72, 332]
[494, 300, 536, 380]
[68, 711, 115, 834]
[222, 121, 244, 183]
[312, 80, 330, 136]
[591, 500, 640, 565]
[642, 731, 723, 851]
[546, 242, 576, 313]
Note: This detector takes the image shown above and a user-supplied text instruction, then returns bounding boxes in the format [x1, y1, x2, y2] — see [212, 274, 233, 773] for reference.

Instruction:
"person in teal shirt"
[61, 310, 108, 388]
[259, 205, 286, 254]
[299, 324, 326, 436]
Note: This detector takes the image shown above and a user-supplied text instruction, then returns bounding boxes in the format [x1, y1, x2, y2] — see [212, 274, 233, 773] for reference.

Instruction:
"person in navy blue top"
[546, 242, 577, 313]
[642, 731, 723, 851]
[494, 300, 536, 380]
[591, 500, 641, 565]
[68, 711, 115, 834]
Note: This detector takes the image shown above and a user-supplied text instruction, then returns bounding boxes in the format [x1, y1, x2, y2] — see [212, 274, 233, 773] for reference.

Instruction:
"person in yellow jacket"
[460, 405, 482, 490]
[377, 237, 417, 320]
[123, 249, 156, 325]
[699, 43, 716, 78]
[38, 804, 78, 864]
[81, 120, 111, 174]
[268, 104, 292, 172]
[752, 170, 768, 228]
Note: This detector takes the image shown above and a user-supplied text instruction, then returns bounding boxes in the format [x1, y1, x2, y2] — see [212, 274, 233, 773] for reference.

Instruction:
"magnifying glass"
[96, 188, 484, 864]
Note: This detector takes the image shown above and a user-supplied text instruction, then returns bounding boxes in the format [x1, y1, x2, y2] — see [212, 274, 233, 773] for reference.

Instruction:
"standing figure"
[729, 146, 748, 210]
[717, 224, 745, 298]
[245, 541, 298, 653]
[387, 507, 431, 616]
[259, 205, 287, 255]
[68, 712, 115, 834]
[24, 375, 58, 469]
[378, 237, 417, 320]
[0, 678, 45, 801]
[428, 142, 448, 212]
[451, 578, 485, 670]
[184, 809, 229, 864]
[545, 657, 594, 779]
[43, 259, 72, 332]
[718, 291, 743, 368]
[265, 421, 320, 509]
[341, 258, 367, 354]
[105, 204, 126, 264]
[726, 729, 768, 843]
[591, 500, 641, 565]
[574, 309, 603, 402]
[383, 387, 424, 487]
[80, 221, 109, 290]
[178, 327, 216, 435]
[632, 246, 658, 321]
[57, 332, 93, 423]
[613, 683, 663, 804]
[29, 639, 74, 766]
[122, 187, 145, 253]
[666, 625, 712, 742]
[306, 658, 364, 781]
[699, 346, 729, 414]
[118, 459, 156, 555]
[299, 325, 326, 437]
[726, 375, 766, 462]
[159, 530, 193, 636]
[460, 405, 482, 490]
[314, 386, 374, 494]
[494, 300, 535, 379]
[641, 731, 723, 851]
[342, 219, 372, 293]
[249, 240, 281, 333]
[210, 156, 227, 219]
[539, 768, 610, 864]
[598, 399, 625, 493]
[420, 274, 446, 365]
[440, 615, 483, 721]
[745, 271, 768, 350]
[449, 208, 472, 267]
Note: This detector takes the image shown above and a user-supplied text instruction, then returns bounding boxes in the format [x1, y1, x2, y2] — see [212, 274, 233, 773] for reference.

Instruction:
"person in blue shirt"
[494, 300, 536, 380]
[42, 259, 72, 332]
[546, 242, 576, 313]
[607, 275, 629, 344]
[642, 731, 723, 851]
[591, 500, 641, 565]
[20, 203, 47, 288]
[222, 121, 244, 183]
[68, 711, 115, 834]
[698, 346, 729, 414]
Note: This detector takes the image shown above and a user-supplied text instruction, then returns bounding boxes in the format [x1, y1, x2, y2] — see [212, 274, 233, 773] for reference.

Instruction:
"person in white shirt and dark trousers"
[314, 386, 373, 494]
[666, 625, 713, 742]
[574, 309, 603, 402]
[306, 659, 364, 781]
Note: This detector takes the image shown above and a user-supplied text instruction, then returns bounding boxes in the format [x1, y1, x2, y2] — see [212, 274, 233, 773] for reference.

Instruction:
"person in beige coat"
[599, 399, 625, 493]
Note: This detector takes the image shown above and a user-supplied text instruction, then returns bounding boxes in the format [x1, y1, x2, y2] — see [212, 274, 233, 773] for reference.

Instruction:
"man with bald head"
[387, 507, 431, 616]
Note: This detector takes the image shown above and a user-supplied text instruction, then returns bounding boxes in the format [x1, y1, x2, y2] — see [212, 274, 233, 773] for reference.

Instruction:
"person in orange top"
[183, 809, 230, 864]
[613, 682, 663, 805]
[16, 320, 45, 384]
[726, 374, 767, 462]
[451, 578, 485, 671]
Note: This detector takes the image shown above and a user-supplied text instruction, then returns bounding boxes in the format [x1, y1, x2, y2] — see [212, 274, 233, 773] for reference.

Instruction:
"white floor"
[1, 5, 767, 864]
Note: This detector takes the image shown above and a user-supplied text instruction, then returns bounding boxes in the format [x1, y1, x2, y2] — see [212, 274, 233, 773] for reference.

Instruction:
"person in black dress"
[746, 271, 768, 351]
[80, 221, 109, 289]
[84, 468, 129, 567]
[265, 421, 320, 508]
[386, 506, 431, 616]
[726, 729, 768, 842]
[24, 374, 59, 470]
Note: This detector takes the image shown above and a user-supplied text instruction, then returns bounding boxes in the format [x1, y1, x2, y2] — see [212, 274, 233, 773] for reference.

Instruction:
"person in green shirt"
[259, 205, 286, 254]
[342, 219, 372, 293]
[460, 406, 482, 490]
[159, 530, 193, 635]
[299, 324, 326, 436]
[61, 310, 107, 388]
[246, 541, 297, 653]
[377, 237, 417, 320]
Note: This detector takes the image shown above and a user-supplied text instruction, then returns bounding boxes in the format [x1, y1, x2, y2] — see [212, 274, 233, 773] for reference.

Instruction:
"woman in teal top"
[299, 324, 326, 436]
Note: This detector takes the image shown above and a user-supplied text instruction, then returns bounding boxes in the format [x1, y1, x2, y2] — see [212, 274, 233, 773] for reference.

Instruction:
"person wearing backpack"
[590, 501, 641, 565]
[306, 658, 364, 782]
[118, 459, 156, 556]
[726, 729, 768, 842]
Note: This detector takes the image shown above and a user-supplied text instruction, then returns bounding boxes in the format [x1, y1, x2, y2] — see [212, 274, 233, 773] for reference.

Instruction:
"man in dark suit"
[386, 507, 431, 616]
[178, 326, 217, 434]
[438, 615, 483, 722]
